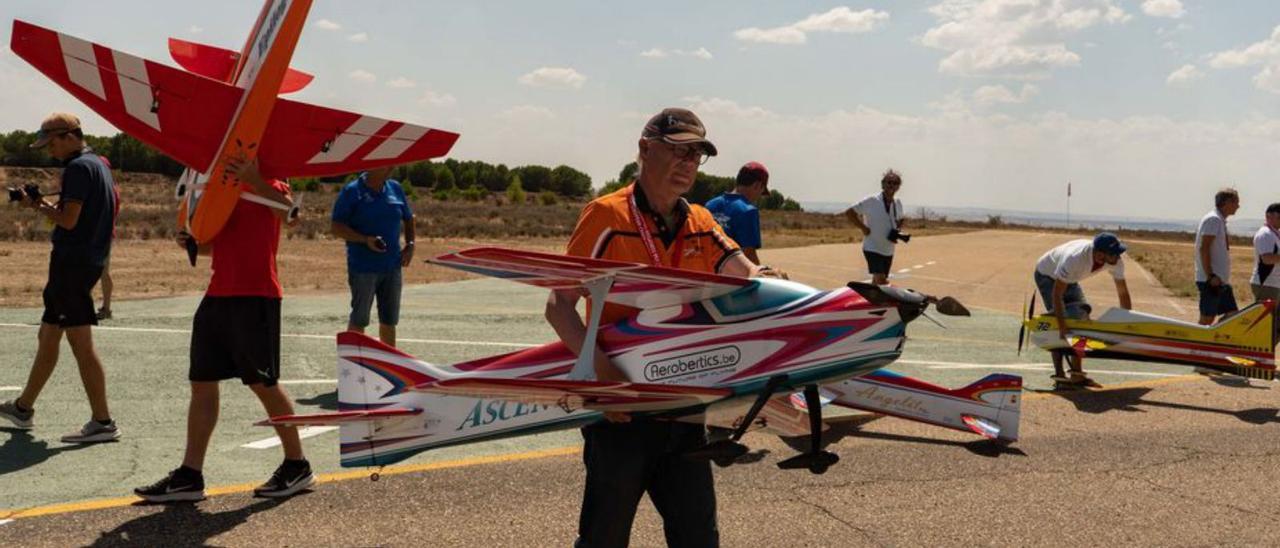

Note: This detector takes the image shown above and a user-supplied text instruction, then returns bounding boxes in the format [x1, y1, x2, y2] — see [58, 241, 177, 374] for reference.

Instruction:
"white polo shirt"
[1035, 239, 1125, 284]
[1194, 209, 1231, 283]
[851, 192, 903, 256]
[1251, 226, 1280, 288]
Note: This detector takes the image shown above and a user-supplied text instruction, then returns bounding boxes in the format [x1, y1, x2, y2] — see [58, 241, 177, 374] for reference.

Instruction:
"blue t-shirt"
[51, 147, 115, 267]
[704, 193, 761, 249]
[331, 175, 413, 273]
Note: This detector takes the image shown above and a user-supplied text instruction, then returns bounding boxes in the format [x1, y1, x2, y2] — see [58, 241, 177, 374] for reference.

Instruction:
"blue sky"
[2, 1, 1278, 219]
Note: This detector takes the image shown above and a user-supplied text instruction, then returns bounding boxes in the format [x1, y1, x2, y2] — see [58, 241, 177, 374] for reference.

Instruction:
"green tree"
[618, 162, 639, 183]
[550, 164, 592, 198]
[515, 165, 552, 193]
[506, 176, 526, 205]
[434, 165, 456, 190]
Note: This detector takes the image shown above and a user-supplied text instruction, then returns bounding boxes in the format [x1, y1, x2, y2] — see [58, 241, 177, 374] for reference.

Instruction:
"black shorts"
[190, 296, 282, 386]
[863, 250, 894, 276]
[41, 260, 103, 327]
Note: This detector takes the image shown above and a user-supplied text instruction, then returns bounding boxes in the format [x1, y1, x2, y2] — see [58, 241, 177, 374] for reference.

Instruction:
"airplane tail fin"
[823, 369, 1022, 442]
[258, 331, 446, 467]
[334, 331, 445, 407]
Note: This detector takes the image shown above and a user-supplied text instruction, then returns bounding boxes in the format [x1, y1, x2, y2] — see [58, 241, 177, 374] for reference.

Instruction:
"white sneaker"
[62, 420, 121, 443]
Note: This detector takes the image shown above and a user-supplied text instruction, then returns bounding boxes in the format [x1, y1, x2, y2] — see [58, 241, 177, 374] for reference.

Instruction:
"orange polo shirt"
[566, 183, 742, 323]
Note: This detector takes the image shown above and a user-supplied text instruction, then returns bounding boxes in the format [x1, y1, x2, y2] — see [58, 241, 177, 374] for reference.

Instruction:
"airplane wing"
[256, 408, 422, 427]
[430, 247, 753, 309]
[11, 20, 241, 172]
[255, 98, 460, 179]
[412, 377, 731, 413]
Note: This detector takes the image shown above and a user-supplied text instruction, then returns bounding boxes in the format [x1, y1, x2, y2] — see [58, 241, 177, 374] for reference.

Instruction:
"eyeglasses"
[649, 139, 710, 165]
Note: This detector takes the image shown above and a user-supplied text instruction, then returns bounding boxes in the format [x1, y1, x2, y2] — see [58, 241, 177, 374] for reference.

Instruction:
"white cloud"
[347, 32, 368, 43]
[1207, 25, 1280, 94]
[517, 67, 587, 90]
[1141, 0, 1185, 19]
[187, 25, 204, 34]
[315, 19, 342, 31]
[386, 77, 417, 89]
[347, 69, 376, 84]
[496, 105, 556, 122]
[921, 0, 1131, 78]
[734, 7, 889, 45]
[1209, 25, 1280, 68]
[1165, 64, 1203, 86]
[640, 47, 713, 60]
[973, 84, 1039, 106]
[419, 89, 457, 107]
[673, 94, 1280, 219]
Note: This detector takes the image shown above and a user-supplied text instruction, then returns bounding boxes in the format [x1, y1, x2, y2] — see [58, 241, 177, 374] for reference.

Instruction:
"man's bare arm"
[1115, 278, 1132, 310]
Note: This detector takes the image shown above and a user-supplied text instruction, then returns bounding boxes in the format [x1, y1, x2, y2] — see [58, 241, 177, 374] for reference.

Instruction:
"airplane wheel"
[371, 472, 380, 482]
[808, 464, 829, 475]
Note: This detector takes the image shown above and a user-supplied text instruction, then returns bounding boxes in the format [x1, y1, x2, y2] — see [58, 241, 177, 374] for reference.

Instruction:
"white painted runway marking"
[913, 265, 924, 269]
[897, 268, 912, 273]
[897, 359, 1182, 377]
[279, 379, 337, 385]
[0, 386, 20, 392]
[242, 426, 338, 449]
[0, 323, 539, 349]
[926, 261, 937, 265]
[0, 519, 12, 527]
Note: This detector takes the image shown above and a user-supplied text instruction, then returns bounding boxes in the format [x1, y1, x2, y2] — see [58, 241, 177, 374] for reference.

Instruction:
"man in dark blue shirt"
[330, 166, 415, 347]
[0, 113, 120, 443]
[705, 161, 768, 264]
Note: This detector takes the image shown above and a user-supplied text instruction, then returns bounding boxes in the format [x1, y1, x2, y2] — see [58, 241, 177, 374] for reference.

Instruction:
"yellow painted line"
[0, 445, 581, 521]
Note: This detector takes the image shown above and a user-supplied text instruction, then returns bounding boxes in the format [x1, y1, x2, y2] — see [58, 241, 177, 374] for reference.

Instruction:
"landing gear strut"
[683, 375, 788, 467]
[776, 385, 840, 474]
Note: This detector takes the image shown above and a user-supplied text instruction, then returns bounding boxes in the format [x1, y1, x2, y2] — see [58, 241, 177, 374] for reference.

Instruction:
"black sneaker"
[134, 468, 206, 503]
[254, 460, 315, 498]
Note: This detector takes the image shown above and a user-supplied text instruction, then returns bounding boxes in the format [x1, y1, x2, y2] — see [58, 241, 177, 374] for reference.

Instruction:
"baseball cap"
[1093, 232, 1127, 256]
[737, 161, 769, 195]
[641, 108, 717, 156]
[30, 112, 81, 149]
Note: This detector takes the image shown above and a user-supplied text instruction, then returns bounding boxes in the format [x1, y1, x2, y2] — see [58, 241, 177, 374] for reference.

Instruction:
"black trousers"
[575, 420, 719, 548]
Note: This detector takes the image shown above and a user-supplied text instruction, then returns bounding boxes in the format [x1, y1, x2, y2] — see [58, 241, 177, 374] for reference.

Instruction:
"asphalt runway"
[2, 231, 1274, 546]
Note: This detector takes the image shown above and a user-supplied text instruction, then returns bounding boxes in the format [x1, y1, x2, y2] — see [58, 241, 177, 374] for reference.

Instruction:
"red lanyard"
[628, 186, 682, 268]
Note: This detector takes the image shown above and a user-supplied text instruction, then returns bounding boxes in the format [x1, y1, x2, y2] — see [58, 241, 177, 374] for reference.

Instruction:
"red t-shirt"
[206, 180, 290, 298]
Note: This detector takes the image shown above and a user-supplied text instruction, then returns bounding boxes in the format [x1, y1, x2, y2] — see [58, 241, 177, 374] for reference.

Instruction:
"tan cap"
[31, 112, 82, 149]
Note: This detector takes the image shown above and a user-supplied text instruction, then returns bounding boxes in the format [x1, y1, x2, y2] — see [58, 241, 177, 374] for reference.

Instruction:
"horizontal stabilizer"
[168, 37, 313, 92]
[255, 408, 421, 427]
[961, 415, 1001, 440]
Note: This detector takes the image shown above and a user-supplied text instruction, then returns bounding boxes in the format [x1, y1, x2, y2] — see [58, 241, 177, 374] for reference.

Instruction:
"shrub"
[538, 191, 558, 206]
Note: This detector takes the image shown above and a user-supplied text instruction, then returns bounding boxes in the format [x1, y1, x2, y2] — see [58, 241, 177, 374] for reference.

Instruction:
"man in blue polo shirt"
[331, 166, 415, 347]
[706, 161, 768, 264]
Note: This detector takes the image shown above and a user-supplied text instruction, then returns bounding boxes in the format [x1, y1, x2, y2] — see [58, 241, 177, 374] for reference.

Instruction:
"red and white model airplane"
[11, 0, 459, 243]
[263, 248, 1023, 475]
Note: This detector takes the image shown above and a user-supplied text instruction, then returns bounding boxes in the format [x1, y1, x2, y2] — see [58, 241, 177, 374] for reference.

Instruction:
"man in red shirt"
[135, 157, 313, 502]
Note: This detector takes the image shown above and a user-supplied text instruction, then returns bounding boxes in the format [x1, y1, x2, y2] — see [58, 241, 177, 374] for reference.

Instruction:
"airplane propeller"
[1017, 292, 1037, 355]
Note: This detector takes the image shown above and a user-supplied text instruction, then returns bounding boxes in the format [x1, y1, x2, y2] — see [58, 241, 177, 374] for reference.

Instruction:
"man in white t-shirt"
[846, 169, 906, 285]
[1033, 233, 1132, 387]
[1250, 203, 1280, 303]
[1194, 188, 1240, 325]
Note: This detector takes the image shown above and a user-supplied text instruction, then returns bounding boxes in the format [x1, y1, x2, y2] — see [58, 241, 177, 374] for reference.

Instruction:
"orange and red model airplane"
[11, 0, 459, 243]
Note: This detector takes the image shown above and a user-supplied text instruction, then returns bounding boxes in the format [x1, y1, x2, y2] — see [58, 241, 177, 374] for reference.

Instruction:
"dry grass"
[1126, 241, 1256, 298]
[0, 238, 565, 308]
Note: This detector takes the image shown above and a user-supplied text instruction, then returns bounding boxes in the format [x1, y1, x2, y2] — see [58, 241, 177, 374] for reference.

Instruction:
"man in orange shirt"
[546, 108, 776, 547]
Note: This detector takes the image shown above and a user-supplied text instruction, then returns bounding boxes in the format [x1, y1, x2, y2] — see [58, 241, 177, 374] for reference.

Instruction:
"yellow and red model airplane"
[1020, 296, 1277, 381]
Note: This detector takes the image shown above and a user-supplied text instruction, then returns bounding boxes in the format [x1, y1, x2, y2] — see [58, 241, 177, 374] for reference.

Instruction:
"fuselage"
[338, 279, 913, 466]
